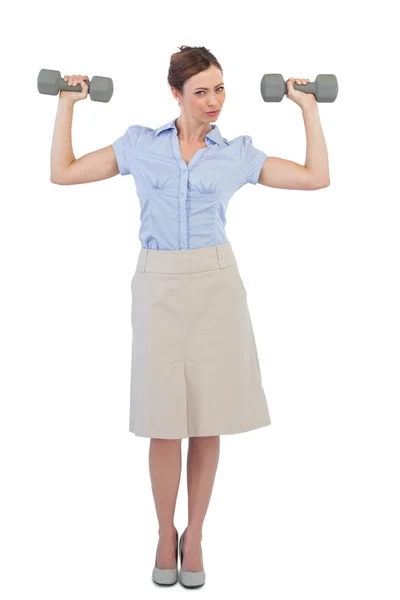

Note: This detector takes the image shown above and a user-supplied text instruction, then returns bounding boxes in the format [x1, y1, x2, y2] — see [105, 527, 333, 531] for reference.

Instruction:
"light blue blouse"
[112, 118, 268, 250]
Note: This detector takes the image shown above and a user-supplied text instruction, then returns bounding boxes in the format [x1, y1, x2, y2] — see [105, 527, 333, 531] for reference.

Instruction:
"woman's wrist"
[58, 96, 75, 108]
[301, 101, 319, 116]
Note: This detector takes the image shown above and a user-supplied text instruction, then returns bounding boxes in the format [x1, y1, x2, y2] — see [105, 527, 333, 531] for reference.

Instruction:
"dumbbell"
[260, 74, 338, 102]
[37, 69, 114, 103]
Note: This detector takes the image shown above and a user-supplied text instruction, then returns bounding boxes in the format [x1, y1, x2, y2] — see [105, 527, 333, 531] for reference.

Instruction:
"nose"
[207, 93, 220, 107]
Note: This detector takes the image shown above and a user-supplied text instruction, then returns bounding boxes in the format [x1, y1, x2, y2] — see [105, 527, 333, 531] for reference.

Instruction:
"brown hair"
[168, 45, 223, 96]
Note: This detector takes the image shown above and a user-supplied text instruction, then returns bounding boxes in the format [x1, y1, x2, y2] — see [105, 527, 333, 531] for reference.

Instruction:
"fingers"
[63, 74, 89, 88]
[63, 74, 77, 86]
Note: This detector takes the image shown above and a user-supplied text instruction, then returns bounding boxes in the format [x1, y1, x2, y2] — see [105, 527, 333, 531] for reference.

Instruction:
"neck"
[175, 117, 212, 144]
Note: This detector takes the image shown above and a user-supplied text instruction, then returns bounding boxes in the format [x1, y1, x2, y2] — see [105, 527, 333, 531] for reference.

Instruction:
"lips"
[206, 110, 219, 114]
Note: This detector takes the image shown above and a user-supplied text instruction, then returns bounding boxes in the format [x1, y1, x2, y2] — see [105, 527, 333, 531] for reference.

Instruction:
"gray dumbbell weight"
[261, 74, 338, 102]
[37, 69, 114, 103]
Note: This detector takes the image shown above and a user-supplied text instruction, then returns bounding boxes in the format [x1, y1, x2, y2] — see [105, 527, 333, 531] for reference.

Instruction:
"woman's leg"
[149, 438, 182, 568]
[182, 435, 220, 571]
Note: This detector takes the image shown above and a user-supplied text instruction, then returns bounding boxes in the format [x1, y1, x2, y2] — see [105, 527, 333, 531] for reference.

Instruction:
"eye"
[196, 86, 224, 95]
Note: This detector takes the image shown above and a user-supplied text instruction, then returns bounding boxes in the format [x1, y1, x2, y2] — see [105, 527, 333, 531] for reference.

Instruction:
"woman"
[50, 45, 330, 588]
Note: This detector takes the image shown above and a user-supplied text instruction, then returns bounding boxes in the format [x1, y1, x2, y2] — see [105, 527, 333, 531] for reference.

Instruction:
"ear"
[171, 87, 182, 104]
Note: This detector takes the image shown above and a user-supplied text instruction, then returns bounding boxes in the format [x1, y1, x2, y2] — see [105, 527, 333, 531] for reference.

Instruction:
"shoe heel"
[178, 529, 206, 588]
[152, 529, 178, 586]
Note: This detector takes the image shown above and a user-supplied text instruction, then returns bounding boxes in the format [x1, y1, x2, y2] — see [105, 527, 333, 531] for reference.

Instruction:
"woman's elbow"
[311, 178, 330, 190]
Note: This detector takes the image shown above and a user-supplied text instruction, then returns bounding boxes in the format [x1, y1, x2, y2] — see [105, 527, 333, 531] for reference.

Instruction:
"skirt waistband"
[135, 242, 237, 274]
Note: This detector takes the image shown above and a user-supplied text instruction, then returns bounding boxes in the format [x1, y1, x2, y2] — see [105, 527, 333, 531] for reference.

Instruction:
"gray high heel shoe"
[179, 529, 206, 588]
[152, 529, 179, 586]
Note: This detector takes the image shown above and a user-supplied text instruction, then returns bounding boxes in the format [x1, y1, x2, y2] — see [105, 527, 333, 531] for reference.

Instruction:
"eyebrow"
[194, 82, 224, 91]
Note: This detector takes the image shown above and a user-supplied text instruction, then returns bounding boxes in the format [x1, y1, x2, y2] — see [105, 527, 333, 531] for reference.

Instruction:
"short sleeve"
[112, 125, 142, 176]
[241, 135, 268, 185]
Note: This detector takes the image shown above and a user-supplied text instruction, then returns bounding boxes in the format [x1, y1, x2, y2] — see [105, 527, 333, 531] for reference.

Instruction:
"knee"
[151, 437, 182, 444]
[189, 435, 220, 443]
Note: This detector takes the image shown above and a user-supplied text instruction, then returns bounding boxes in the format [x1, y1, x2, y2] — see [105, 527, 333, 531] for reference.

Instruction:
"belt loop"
[216, 244, 227, 269]
[143, 249, 148, 272]
[138, 248, 148, 272]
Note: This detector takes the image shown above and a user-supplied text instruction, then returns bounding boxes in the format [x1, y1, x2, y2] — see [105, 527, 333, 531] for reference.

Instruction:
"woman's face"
[173, 65, 225, 123]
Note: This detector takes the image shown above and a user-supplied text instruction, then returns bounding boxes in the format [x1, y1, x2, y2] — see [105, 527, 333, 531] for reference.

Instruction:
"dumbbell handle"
[59, 77, 91, 93]
[289, 81, 316, 95]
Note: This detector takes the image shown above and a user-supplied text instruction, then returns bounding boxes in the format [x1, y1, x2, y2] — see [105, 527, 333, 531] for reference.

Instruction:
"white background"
[1, 0, 399, 597]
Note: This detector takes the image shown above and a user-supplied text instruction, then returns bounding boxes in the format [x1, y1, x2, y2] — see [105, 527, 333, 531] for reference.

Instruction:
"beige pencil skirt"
[129, 241, 271, 439]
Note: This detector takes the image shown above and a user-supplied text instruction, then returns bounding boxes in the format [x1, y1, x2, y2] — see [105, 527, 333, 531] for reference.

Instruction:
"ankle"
[184, 525, 203, 542]
[158, 525, 177, 538]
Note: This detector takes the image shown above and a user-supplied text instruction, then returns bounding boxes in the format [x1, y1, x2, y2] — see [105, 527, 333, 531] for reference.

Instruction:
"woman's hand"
[59, 74, 89, 104]
[286, 77, 317, 111]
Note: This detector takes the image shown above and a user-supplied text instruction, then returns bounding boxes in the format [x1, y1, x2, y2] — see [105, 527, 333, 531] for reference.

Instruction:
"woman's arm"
[50, 98, 76, 182]
[50, 97, 119, 185]
[258, 104, 330, 190]
[303, 104, 330, 185]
